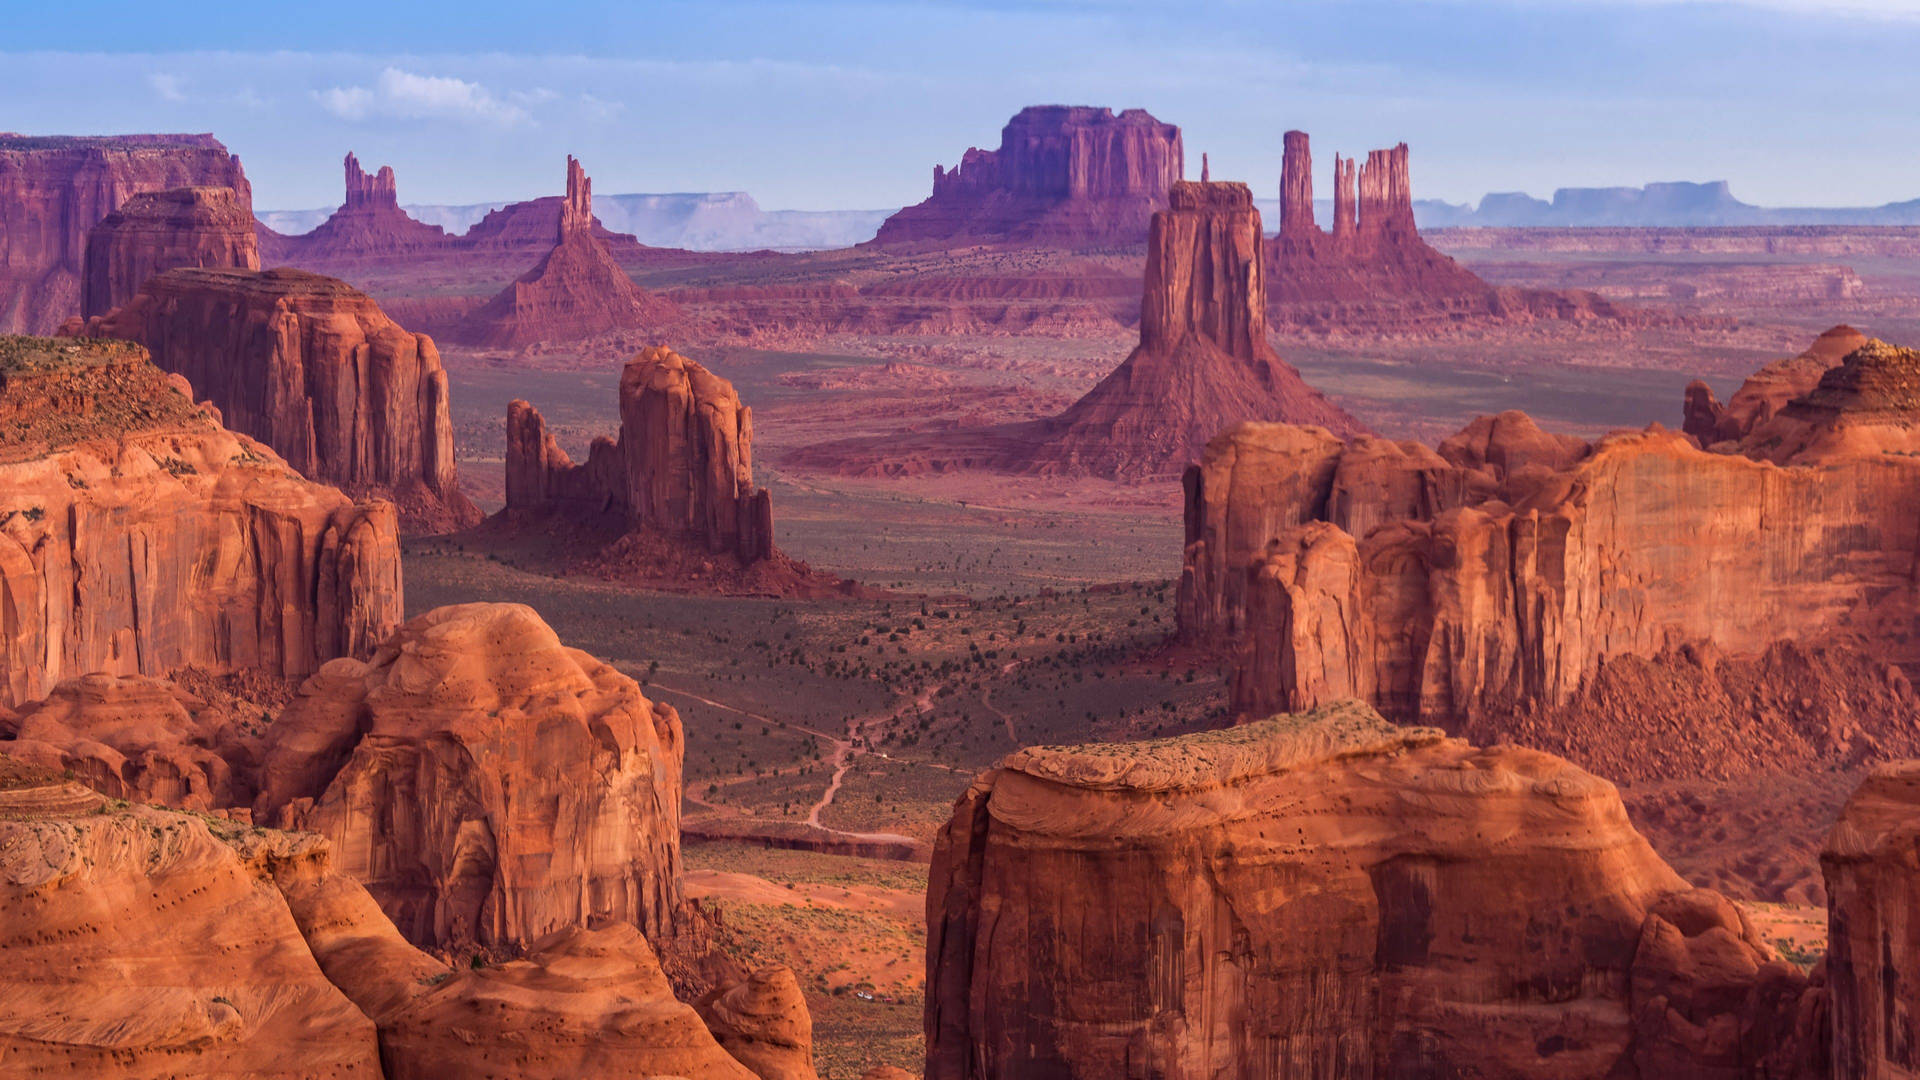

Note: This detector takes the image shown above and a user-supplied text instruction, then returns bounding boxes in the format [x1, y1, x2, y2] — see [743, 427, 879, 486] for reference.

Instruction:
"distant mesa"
[0, 132, 251, 334]
[80, 185, 258, 319]
[456, 157, 680, 348]
[503, 344, 851, 596]
[71, 266, 480, 534]
[870, 105, 1183, 249]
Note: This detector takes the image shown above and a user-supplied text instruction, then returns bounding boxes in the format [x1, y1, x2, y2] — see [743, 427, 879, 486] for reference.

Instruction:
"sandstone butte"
[0, 335, 401, 709]
[72, 266, 481, 533]
[0, 755, 779, 1079]
[253, 602, 686, 952]
[1175, 330, 1920, 779]
[1822, 760, 1920, 1079]
[459, 156, 679, 348]
[507, 345, 847, 595]
[0, 133, 251, 334]
[870, 105, 1184, 249]
[1266, 131, 1675, 332]
[1686, 323, 1871, 445]
[926, 700, 1826, 1079]
[1013, 179, 1366, 479]
[260, 152, 451, 261]
[79, 185, 258, 319]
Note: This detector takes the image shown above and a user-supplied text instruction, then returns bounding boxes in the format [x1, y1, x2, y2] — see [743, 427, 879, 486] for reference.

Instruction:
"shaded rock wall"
[80, 185, 258, 319]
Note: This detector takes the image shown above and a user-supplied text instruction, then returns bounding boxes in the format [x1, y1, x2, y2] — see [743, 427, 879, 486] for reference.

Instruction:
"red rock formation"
[1010, 180, 1364, 478]
[508, 346, 778, 563]
[80, 186, 257, 319]
[254, 602, 685, 952]
[1178, 333, 1920, 768]
[695, 966, 821, 1080]
[0, 133, 251, 333]
[0, 336, 402, 707]
[264, 153, 450, 261]
[925, 702, 1819, 1079]
[76, 266, 479, 532]
[871, 106, 1183, 248]
[1823, 760, 1920, 1078]
[1685, 325, 1868, 446]
[460, 157, 679, 347]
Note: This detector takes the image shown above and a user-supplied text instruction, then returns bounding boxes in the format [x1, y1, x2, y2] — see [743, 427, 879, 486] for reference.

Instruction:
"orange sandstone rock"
[1823, 760, 1920, 1078]
[80, 185, 258, 319]
[695, 966, 821, 1080]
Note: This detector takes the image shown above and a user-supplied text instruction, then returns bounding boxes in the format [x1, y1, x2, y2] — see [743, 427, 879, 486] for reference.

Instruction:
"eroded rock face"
[1015, 181, 1364, 479]
[0, 336, 402, 708]
[80, 186, 258, 319]
[0, 132, 251, 333]
[508, 345, 775, 562]
[1823, 761, 1920, 1079]
[0, 778, 383, 1077]
[925, 702, 1815, 1079]
[77, 266, 479, 533]
[254, 602, 685, 952]
[1685, 325, 1868, 446]
[695, 966, 821, 1080]
[872, 106, 1183, 248]
[269, 153, 451, 260]
[461, 157, 678, 347]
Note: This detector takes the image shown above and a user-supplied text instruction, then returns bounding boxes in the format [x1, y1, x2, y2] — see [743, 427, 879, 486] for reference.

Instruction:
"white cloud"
[147, 72, 187, 102]
[315, 67, 528, 125]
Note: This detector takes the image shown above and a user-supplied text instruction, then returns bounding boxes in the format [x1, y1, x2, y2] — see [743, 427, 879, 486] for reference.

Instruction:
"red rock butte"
[73, 266, 480, 533]
[80, 185, 258, 319]
[871, 105, 1183, 249]
[459, 156, 679, 347]
[260, 153, 450, 261]
[0, 335, 401, 706]
[0, 133, 251, 334]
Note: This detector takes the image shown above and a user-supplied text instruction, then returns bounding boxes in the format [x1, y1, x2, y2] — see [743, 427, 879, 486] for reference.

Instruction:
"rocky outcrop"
[0, 777, 384, 1076]
[695, 966, 821, 1080]
[1823, 760, 1920, 1079]
[1010, 180, 1363, 478]
[925, 702, 1819, 1079]
[871, 106, 1183, 249]
[76, 266, 479, 532]
[262, 153, 450, 262]
[0, 133, 251, 333]
[1685, 324, 1869, 446]
[254, 602, 685, 952]
[1178, 333, 1920, 775]
[507, 345, 777, 563]
[80, 186, 258, 319]
[0, 335, 402, 707]
[460, 157, 678, 347]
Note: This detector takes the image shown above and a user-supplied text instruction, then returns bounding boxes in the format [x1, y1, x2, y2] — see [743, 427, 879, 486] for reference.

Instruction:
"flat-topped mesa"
[870, 105, 1183, 248]
[1358, 143, 1416, 235]
[0, 335, 401, 707]
[459, 157, 678, 348]
[507, 345, 774, 562]
[73, 266, 479, 533]
[80, 186, 258, 319]
[0, 133, 251, 333]
[1007, 179, 1364, 479]
[926, 702, 1820, 1079]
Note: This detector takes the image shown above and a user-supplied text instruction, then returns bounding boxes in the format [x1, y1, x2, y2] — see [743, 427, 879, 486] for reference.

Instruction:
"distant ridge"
[1255, 179, 1920, 229]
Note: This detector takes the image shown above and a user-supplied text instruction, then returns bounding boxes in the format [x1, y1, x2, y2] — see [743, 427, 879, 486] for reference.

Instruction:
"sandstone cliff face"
[255, 602, 685, 952]
[461, 157, 678, 348]
[1823, 760, 1920, 1079]
[1013, 181, 1364, 479]
[508, 345, 776, 563]
[78, 266, 479, 533]
[925, 702, 1816, 1079]
[1685, 324, 1868, 446]
[0, 133, 251, 334]
[872, 106, 1183, 248]
[1181, 337, 1920, 748]
[80, 186, 258, 319]
[0, 336, 402, 708]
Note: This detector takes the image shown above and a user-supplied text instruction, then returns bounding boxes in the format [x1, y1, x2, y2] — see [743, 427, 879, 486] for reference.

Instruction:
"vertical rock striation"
[1823, 760, 1920, 1079]
[76, 266, 479, 533]
[80, 185, 258, 319]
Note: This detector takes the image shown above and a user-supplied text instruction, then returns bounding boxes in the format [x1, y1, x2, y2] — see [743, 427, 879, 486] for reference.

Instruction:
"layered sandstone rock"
[80, 185, 258, 319]
[872, 106, 1183, 248]
[260, 154, 451, 264]
[695, 966, 820, 1080]
[1822, 760, 1920, 1078]
[461, 157, 678, 347]
[254, 602, 685, 951]
[1685, 324, 1868, 446]
[925, 702, 1816, 1079]
[0, 133, 251, 333]
[1011, 181, 1363, 479]
[0, 336, 401, 707]
[77, 266, 479, 532]
[507, 345, 776, 563]
[0, 775, 384, 1076]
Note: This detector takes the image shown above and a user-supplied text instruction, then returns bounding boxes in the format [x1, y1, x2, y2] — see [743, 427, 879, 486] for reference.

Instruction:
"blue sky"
[5, 0, 1919, 211]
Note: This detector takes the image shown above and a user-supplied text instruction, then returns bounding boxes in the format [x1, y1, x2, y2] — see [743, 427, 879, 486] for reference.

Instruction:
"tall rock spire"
[559, 155, 592, 242]
[1280, 130, 1316, 236]
[1332, 153, 1357, 239]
